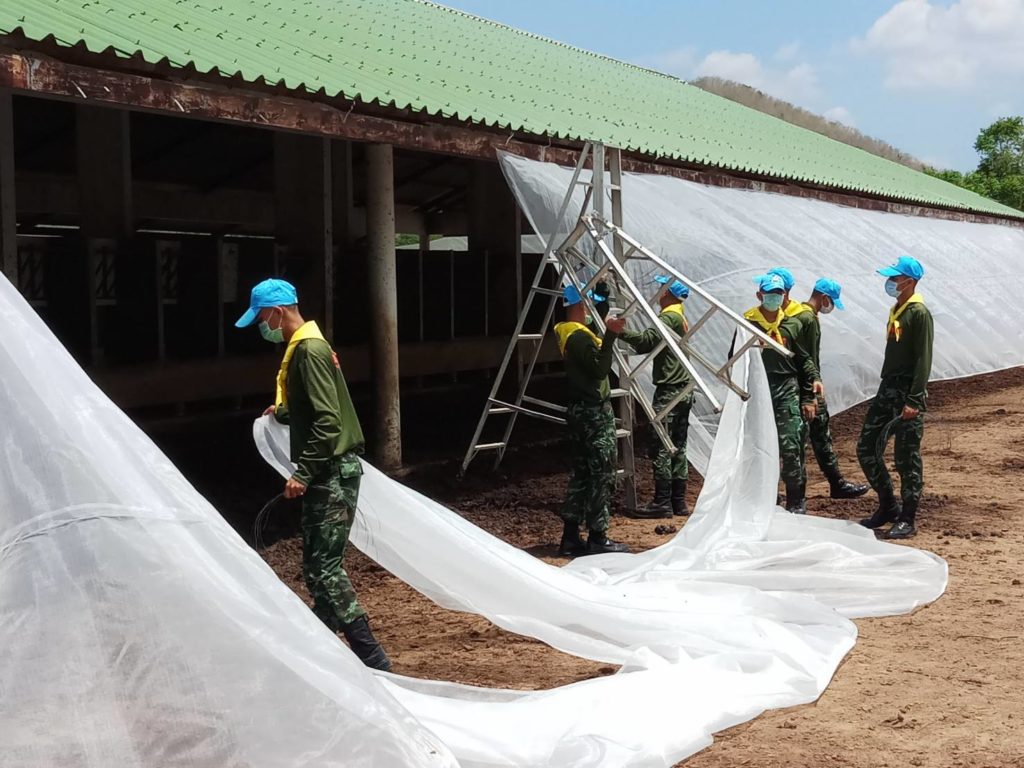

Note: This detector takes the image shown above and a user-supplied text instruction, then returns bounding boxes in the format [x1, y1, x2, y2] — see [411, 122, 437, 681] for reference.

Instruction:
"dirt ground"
[180, 367, 1024, 767]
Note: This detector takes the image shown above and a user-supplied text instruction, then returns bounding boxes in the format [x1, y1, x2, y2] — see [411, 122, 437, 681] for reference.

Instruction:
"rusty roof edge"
[2, 33, 1021, 227]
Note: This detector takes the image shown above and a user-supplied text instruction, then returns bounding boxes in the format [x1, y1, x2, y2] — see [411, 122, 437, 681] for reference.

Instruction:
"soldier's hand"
[605, 317, 626, 334]
[284, 476, 307, 499]
[801, 402, 817, 421]
[263, 404, 276, 416]
[813, 381, 825, 397]
[901, 405, 920, 421]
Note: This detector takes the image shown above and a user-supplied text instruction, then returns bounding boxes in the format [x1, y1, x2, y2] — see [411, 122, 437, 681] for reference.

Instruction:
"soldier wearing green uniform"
[768, 268, 869, 499]
[737, 273, 818, 514]
[553, 285, 630, 557]
[857, 256, 934, 539]
[236, 278, 390, 670]
[619, 275, 693, 518]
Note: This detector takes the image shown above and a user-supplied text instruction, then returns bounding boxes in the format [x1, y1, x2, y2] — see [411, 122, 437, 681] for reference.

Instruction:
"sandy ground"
[245, 367, 1024, 767]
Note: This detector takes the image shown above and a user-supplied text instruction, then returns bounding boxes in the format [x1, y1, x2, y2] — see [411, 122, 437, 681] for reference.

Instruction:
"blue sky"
[442, 0, 1024, 171]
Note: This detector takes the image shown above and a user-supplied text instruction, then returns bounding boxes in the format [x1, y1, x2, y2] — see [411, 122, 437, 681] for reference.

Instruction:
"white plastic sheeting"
[255, 347, 946, 766]
[0, 274, 457, 768]
[498, 150, 1024, 473]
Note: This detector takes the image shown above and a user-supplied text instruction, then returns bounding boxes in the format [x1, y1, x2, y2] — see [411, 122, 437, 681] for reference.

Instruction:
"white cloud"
[855, 0, 1024, 90]
[693, 50, 819, 105]
[774, 42, 801, 62]
[823, 106, 857, 127]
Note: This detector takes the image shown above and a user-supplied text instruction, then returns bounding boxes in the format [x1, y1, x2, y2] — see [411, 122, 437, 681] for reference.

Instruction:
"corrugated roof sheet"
[2, 0, 1020, 219]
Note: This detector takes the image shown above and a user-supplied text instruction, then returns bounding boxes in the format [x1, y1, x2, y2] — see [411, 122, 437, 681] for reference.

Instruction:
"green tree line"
[926, 117, 1024, 212]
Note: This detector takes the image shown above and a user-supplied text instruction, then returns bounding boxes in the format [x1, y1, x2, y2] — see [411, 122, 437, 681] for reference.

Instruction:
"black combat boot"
[884, 498, 918, 539]
[825, 467, 870, 499]
[586, 530, 631, 554]
[558, 521, 588, 557]
[859, 488, 900, 529]
[629, 480, 673, 519]
[671, 479, 690, 517]
[341, 615, 392, 672]
[785, 483, 807, 515]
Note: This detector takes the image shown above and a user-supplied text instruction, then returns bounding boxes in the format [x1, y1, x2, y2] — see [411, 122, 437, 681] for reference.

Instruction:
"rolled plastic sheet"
[0, 274, 457, 767]
[497, 150, 1024, 474]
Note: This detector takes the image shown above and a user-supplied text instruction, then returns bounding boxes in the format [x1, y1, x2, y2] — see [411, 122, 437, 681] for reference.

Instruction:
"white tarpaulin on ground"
[255, 347, 946, 766]
[497, 150, 1024, 473]
[2, 154, 968, 766]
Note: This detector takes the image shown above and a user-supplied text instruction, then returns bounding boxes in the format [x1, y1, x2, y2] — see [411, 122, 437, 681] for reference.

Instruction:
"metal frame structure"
[461, 142, 791, 507]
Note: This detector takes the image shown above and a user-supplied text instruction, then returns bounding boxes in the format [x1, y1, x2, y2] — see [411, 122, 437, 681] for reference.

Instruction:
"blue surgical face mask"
[761, 293, 784, 312]
[259, 311, 285, 344]
[885, 278, 901, 298]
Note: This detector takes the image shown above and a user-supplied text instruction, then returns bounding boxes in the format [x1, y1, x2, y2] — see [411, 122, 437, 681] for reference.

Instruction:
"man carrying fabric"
[857, 256, 934, 539]
[236, 278, 390, 670]
[618, 276, 693, 518]
[553, 285, 630, 557]
[739, 273, 818, 514]
[786, 279, 870, 500]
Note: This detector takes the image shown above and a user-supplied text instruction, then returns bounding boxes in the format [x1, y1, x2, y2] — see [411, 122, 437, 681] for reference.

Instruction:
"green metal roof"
[3, 0, 1021, 219]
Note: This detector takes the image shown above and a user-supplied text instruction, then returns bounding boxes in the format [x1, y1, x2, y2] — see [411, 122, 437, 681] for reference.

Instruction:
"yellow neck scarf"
[275, 321, 326, 408]
[887, 294, 924, 342]
[743, 306, 784, 343]
[554, 321, 602, 357]
[786, 301, 813, 318]
[661, 302, 689, 333]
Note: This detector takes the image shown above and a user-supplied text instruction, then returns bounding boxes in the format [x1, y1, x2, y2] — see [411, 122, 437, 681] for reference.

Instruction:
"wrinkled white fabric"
[498, 150, 1024, 474]
[256, 350, 946, 767]
[0, 274, 456, 767]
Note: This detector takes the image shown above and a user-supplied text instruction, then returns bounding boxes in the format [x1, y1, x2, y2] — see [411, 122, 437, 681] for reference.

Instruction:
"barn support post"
[76, 105, 133, 366]
[366, 142, 402, 470]
[273, 133, 333, 341]
[0, 89, 15, 286]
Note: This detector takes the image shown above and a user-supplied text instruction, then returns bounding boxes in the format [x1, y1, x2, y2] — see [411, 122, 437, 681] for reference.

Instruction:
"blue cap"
[813, 277, 845, 310]
[654, 275, 689, 299]
[754, 273, 786, 293]
[563, 284, 603, 306]
[877, 255, 924, 281]
[767, 267, 795, 291]
[235, 278, 298, 328]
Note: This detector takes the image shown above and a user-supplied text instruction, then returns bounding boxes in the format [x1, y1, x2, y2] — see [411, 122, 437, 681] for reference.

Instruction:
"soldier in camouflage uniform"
[236, 278, 390, 670]
[783, 277, 870, 499]
[554, 284, 630, 557]
[857, 256, 934, 539]
[737, 273, 818, 514]
[619, 275, 693, 518]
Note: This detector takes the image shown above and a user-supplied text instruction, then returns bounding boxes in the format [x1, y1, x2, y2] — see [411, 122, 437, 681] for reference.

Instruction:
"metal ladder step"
[474, 442, 506, 451]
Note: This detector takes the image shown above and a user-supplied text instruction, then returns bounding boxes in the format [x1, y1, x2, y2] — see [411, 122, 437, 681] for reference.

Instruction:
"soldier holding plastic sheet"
[737, 273, 818, 515]
[235, 278, 391, 671]
[783, 277, 870, 500]
[553, 285, 630, 557]
[857, 256, 934, 540]
[618, 276, 694, 519]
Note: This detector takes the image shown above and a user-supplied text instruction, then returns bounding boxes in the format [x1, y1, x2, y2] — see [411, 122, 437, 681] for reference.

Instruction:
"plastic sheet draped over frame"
[0, 274, 456, 767]
[497, 150, 1024, 473]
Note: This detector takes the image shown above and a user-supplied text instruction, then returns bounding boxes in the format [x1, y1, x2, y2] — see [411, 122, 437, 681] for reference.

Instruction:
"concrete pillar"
[77, 105, 134, 365]
[273, 133, 333, 339]
[468, 160, 518, 337]
[366, 143, 402, 469]
[0, 90, 15, 285]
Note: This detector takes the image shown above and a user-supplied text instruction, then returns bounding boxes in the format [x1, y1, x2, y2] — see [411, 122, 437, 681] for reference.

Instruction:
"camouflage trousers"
[562, 401, 617, 533]
[767, 374, 807, 488]
[651, 384, 693, 482]
[301, 452, 366, 630]
[856, 377, 925, 503]
[807, 393, 841, 479]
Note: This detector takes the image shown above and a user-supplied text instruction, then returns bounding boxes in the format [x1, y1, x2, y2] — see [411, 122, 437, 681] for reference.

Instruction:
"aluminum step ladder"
[460, 142, 790, 511]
